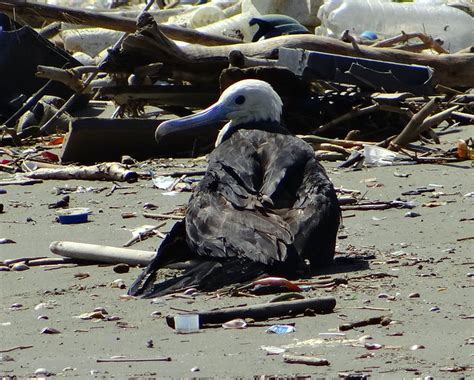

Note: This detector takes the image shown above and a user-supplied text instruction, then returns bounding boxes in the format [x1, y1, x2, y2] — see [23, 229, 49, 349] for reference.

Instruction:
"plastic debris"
[266, 324, 295, 334]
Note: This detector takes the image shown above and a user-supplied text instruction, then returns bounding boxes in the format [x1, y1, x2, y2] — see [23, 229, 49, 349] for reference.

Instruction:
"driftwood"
[97, 357, 171, 363]
[166, 297, 336, 328]
[50, 241, 156, 266]
[283, 355, 330, 366]
[371, 31, 449, 54]
[339, 315, 391, 331]
[24, 163, 138, 182]
[299, 135, 376, 149]
[390, 98, 439, 150]
[0, 1, 240, 46]
[118, 24, 474, 88]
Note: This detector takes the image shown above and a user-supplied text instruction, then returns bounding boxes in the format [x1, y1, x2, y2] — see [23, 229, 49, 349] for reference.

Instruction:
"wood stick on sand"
[96, 357, 171, 363]
[166, 297, 337, 328]
[389, 98, 438, 150]
[283, 354, 330, 366]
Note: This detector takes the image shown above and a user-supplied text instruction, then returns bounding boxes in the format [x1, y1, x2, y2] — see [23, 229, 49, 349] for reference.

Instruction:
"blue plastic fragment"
[266, 324, 295, 334]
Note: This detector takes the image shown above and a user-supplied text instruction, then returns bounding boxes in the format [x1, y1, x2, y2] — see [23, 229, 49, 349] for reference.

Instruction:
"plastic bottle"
[457, 139, 474, 160]
[316, 0, 474, 53]
[197, 13, 258, 41]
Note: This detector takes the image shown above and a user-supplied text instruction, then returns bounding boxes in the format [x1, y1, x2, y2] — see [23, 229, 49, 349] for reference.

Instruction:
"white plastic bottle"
[316, 0, 474, 53]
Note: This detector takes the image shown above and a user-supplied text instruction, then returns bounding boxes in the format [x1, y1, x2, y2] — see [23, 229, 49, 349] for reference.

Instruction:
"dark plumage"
[129, 80, 340, 297]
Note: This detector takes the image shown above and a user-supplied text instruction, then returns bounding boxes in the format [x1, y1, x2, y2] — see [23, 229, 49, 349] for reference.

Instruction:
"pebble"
[110, 279, 126, 289]
[364, 342, 383, 350]
[143, 202, 158, 210]
[113, 263, 130, 274]
[34, 301, 57, 310]
[12, 263, 29, 271]
[34, 368, 51, 376]
[404, 211, 420, 218]
[408, 292, 420, 298]
[261, 346, 286, 355]
[222, 318, 247, 329]
[40, 327, 61, 334]
[93, 307, 108, 314]
[409, 344, 425, 350]
[183, 288, 198, 296]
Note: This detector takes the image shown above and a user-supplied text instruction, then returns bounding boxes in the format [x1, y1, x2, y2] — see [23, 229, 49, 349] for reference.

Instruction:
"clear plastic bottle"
[316, 0, 474, 53]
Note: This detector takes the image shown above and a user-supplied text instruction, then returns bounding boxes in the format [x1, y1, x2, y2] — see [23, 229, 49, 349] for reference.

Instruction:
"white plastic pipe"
[50, 241, 156, 266]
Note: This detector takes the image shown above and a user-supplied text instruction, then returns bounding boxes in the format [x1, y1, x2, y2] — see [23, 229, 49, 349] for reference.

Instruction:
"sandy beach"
[1, 129, 473, 379]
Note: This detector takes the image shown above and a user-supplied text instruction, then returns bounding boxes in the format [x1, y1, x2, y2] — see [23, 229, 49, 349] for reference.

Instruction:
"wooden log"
[166, 297, 336, 328]
[0, 1, 241, 46]
[49, 241, 156, 266]
[120, 26, 474, 88]
[24, 163, 138, 182]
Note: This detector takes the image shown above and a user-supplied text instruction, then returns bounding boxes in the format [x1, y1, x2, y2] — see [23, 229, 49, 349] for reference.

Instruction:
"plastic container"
[316, 0, 474, 53]
[197, 13, 257, 41]
[457, 139, 474, 159]
[56, 208, 90, 224]
[174, 314, 200, 333]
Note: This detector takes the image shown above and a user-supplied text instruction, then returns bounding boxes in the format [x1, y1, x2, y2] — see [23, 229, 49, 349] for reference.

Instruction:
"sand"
[1, 130, 473, 379]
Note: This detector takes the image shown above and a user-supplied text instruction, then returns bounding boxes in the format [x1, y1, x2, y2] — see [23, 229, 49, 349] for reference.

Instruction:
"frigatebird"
[129, 79, 341, 297]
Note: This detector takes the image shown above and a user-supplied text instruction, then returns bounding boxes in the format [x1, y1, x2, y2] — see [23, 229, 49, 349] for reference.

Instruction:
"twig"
[419, 105, 460, 131]
[153, 170, 206, 178]
[96, 357, 171, 363]
[123, 223, 166, 247]
[347, 306, 391, 311]
[0, 178, 42, 186]
[390, 97, 438, 150]
[299, 135, 375, 149]
[36, 66, 86, 92]
[167, 174, 186, 192]
[457, 236, 474, 242]
[349, 272, 398, 280]
[313, 103, 380, 134]
[371, 31, 448, 54]
[143, 212, 185, 220]
[339, 315, 391, 331]
[0, 345, 33, 353]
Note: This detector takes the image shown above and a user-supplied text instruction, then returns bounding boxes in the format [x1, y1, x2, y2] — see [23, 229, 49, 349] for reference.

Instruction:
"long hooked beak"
[155, 101, 230, 144]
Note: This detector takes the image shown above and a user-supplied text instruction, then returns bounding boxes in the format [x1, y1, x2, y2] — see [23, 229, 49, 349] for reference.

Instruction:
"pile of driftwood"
[0, 0, 473, 166]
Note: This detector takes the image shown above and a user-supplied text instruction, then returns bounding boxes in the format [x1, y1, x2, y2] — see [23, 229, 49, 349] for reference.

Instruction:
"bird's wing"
[247, 131, 341, 266]
[185, 133, 298, 266]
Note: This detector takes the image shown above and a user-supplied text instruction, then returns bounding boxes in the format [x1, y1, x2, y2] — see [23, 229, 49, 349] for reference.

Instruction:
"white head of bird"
[155, 79, 283, 147]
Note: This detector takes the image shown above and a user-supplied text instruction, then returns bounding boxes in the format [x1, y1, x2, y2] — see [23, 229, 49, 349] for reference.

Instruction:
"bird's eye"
[235, 95, 246, 105]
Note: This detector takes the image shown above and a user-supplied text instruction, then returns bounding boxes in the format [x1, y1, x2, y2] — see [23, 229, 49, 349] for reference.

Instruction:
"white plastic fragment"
[152, 176, 175, 189]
